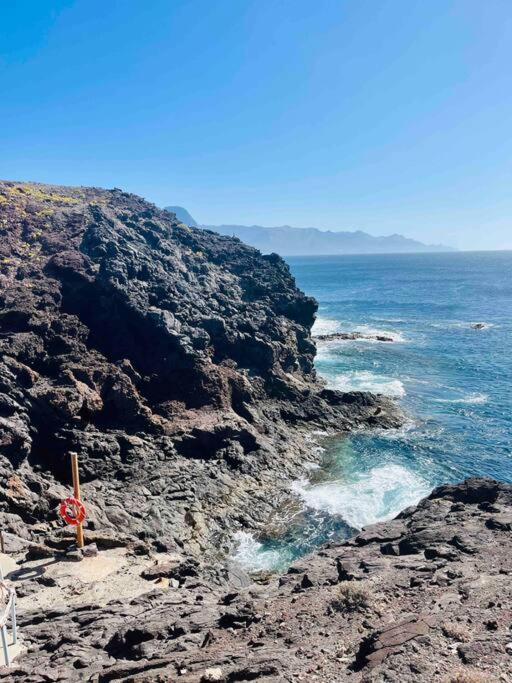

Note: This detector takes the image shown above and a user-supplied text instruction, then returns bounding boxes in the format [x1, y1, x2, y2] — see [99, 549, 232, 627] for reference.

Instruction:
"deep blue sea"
[235, 251, 512, 570]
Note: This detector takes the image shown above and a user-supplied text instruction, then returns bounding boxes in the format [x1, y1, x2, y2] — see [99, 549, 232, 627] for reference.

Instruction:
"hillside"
[164, 207, 454, 255]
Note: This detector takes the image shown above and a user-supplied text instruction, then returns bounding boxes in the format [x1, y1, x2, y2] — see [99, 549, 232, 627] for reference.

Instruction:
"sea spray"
[327, 370, 406, 398]
[291, 464, 430, 530]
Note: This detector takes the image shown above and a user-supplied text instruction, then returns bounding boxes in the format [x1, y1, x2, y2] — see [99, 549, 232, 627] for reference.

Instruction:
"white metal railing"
[0, 578, 17, 667]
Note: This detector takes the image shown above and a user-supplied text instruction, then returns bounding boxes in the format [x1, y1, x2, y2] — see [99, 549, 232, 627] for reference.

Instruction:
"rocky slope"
[2, 183, 508, 683]
[3, 477, 511, 682]
[0, 180, 399, 561]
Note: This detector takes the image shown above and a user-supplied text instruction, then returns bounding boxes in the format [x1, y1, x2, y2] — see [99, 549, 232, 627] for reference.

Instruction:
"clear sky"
[1, 1, 511, 250]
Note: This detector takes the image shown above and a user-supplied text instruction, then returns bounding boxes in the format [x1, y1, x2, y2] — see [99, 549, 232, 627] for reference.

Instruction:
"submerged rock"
[314, 331, 395, 342]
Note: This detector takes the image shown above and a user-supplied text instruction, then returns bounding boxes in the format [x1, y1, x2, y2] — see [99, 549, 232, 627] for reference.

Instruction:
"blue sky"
[1, 1, 511, 250]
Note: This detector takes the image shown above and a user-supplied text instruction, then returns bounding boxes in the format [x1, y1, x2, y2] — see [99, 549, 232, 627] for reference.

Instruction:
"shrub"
[330, 581, 372, 612]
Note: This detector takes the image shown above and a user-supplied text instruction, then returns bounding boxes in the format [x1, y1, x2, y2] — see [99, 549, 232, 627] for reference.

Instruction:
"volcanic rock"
[314, 331, 395, 342]
[3, 182, 506, 681]
[0, 181, 401, 560]
[2, 477, 510, 681]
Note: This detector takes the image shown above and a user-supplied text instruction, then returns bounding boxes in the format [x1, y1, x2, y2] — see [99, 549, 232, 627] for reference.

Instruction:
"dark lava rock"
[314, 331, 395, 342]
[0, 181, 401, 561]
[353, 614, 436, 669]
[3, 477, 511, 682]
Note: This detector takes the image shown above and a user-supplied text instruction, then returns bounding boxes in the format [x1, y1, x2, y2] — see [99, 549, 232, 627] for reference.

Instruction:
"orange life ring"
[59, 497, 86, 526]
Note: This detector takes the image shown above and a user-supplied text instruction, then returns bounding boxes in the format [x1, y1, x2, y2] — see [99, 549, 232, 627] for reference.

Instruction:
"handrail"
[0, 580, 17, 667]
[0, 582, 14, 628]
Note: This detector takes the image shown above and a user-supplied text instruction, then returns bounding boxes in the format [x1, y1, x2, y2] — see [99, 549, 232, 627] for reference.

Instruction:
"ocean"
[235, 251, 512, 571]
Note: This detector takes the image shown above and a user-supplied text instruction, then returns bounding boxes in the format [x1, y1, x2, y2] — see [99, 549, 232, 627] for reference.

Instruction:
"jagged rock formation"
[0, 181, 400, 560]
[3, 478, 511, 681]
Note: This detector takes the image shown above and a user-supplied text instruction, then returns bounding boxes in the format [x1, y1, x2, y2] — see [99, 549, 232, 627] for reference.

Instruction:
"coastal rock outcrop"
[314, 332, 395, 343]
[0, 181, 400, 559]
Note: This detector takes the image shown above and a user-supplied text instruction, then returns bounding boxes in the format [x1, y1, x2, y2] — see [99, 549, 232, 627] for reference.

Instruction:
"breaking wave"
[313, 318, 406, 343]
[435, 392, 489, 405]
[232, 531, 286, 572]
[352, 325, 406, 343]
[327, 370, 406, 397]
[312, 316, 341, 336]
[291, 464, 430, 530]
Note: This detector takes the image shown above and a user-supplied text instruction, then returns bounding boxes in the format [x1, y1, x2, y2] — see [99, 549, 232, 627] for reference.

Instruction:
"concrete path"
[0, 553, 17, 580]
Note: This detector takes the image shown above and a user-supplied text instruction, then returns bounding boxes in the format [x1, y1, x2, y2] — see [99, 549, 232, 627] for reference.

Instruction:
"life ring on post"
[59, 497, 86, 526]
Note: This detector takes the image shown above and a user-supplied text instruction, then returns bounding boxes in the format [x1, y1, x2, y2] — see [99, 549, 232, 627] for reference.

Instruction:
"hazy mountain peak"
[163, 206, 455, 255]
[166, 205, 198, 227]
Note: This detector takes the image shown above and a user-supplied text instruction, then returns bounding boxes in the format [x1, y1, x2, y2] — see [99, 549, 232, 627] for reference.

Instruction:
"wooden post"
[70, 452, 84, 549]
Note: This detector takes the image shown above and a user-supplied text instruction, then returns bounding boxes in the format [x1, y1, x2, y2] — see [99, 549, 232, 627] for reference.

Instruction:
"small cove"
[234, 251, 512, 571]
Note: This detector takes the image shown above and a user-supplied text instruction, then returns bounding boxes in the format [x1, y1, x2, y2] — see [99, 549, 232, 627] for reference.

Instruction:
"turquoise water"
[234, 251, 512, 571]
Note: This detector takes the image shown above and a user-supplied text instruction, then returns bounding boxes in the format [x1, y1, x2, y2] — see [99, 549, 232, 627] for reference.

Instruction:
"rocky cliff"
[0, 181, 399, 559]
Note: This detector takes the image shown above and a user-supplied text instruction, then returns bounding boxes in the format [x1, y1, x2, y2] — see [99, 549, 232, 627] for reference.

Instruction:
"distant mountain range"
[164, 206, 455, 255]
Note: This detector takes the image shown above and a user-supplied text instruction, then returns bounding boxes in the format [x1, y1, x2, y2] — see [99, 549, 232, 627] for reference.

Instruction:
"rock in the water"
[314, 331, 395, 342]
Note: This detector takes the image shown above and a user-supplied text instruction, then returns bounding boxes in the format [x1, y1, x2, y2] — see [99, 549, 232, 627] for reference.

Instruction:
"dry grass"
[442, 621, 472, 642]
[330, 581, 372, 613]
[11, 184, 78, 204]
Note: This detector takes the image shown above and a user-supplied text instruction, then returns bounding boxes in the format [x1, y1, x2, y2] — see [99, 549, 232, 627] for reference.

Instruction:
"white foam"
[327, 371, 406, 398]
[314, 343, 341, 361]
[370, 418, 417, 439]
[232, 531, 283, 572]
[435, 392, 489, 405]
[370, 317, 408, 323]
[292, 464, 430, 530]
[430, 320, 495, 330]
[312, 316, 341, 336]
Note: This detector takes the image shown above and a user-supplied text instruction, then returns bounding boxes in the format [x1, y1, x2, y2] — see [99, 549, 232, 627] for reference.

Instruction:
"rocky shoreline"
[2, 477, 511, 682]
[1, 182, 509, 681]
